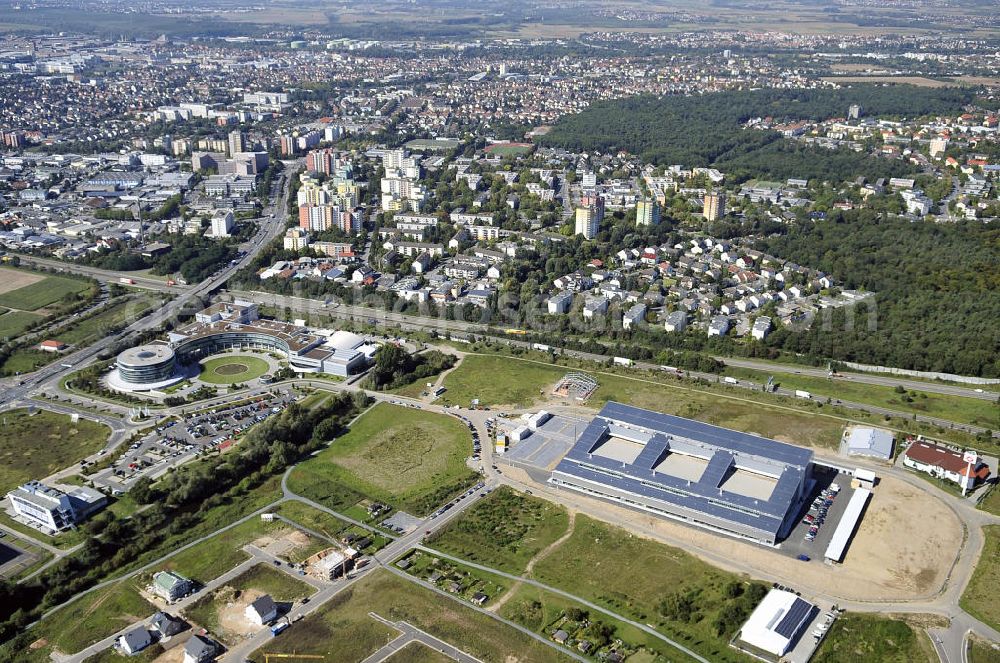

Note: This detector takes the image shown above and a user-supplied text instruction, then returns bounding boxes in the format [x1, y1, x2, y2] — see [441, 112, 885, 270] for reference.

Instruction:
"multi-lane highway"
[0, 165, 294, 411]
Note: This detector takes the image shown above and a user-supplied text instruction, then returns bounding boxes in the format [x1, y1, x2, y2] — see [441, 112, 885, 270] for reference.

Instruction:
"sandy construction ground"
[0, 268, 44, 295]
[216, 587, 266, 641]
[505, 467, 961, 602]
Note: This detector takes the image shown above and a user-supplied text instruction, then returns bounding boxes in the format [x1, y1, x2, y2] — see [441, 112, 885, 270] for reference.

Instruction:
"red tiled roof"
[904, 441, 989, 479]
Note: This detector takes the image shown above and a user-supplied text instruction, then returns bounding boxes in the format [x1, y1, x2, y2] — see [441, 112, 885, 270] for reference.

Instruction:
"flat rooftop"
[551, 402, 813, 539]
[172, 318, 324, 355]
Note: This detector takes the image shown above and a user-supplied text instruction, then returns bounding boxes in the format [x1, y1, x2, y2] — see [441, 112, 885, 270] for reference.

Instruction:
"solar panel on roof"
[774, 598, 812, 639]
[600, 402, 813, 467]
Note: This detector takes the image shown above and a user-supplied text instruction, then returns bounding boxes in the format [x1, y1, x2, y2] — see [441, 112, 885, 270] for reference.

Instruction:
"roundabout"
[198, 355, 272, 384]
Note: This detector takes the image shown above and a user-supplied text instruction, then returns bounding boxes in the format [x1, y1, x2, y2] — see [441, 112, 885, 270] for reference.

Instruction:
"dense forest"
[540, 86, 979, 183]
[757, 210, 1000, 377]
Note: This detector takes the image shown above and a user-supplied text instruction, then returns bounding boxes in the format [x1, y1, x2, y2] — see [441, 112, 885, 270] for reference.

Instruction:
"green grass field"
[439, 355, 564, 407]
[969, 639, 1000, 663]
[960, 525, 1000, 633]
[978, 487, 1000, 516]
[82, 644, 165, 663]
[20, 581, 154, 661]
[0, 294, 160, 376]
[54, 296, 161, 348]
[0, 408, 109, 493]
[0, 310, 43, 339]
[0, 268, 91, 311]
[184, 564, 314, 644]
[198, 355, 271, 384]
[483, 143, 534, 156]
[725, 366, 1000, 429]
[441, 354, 846, 448]
[528, 514, 765, 662]
[812, 614, 935, 663]
[426, 487, 570, 574]
[275, 501, 391, 553]
[246, 569, 574, 663]
[385, 643, 454, 663]
[287, 403, 478, 516]
[499, 584, 699, 662]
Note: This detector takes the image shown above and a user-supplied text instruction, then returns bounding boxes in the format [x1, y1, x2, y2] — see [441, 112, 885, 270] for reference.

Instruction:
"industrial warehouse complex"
[549, 402, 815, 545]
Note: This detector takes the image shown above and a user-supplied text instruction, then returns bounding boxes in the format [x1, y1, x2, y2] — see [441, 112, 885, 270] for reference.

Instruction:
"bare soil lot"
[504, 467, 960, 602]
[0, 269, 43, 295]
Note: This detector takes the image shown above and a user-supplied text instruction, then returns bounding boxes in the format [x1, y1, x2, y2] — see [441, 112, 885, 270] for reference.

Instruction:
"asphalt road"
[361, 613, 484, 663]
[0, 163, 295, 411]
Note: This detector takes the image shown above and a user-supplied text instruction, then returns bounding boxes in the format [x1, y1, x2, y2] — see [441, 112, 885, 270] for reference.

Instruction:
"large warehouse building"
[549, 402, 814, 545]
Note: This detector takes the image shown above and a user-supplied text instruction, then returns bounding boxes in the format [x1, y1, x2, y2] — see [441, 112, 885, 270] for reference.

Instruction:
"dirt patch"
[216, 587, 265, 641]
[820, 75, 955, 88]
[252, 527, 313, 559]
[151, 644, 188, 663]
[502, 467, 961, 602]
[0, 269, 43, 296]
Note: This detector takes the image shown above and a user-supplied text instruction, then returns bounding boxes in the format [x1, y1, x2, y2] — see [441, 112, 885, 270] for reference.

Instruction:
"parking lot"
[778, 466, 855, 561]
[89, 390, 297, 494]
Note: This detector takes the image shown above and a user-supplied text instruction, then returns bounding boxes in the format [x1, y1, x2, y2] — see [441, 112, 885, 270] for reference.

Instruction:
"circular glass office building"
[116, 345, 176, 385]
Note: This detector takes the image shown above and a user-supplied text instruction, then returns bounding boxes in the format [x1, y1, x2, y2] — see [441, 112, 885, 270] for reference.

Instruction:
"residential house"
[183, 635, 217, 663]
[245, 595, 278, 626]
[151, 571, 193, 602]
[119, 627, 153, 655]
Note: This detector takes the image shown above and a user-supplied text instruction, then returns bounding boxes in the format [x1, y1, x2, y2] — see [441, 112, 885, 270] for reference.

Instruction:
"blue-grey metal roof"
[600, 402, 813, 468]
[551, 402, 814, 537]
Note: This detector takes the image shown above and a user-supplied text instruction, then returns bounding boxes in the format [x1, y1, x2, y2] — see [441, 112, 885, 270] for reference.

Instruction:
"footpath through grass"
[18, 580, 154, 662]
[0, 408, 109, 493]
[960, 525, 1000, 633]
[287, 402, 478, 516]
[812, 613, 935, 663]
[426, 486, 569, 574]
[432, 488, 763, 662]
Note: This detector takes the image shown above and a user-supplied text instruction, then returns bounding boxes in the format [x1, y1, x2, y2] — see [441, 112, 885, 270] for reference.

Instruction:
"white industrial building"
[6, 481, 106, 532]
[844, 427, 895, 460]
[737, 589, 816, 657]
[824, 488, 872, 563]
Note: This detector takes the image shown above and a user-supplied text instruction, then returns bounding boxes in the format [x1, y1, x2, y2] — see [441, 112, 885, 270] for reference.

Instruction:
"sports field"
[483, 142, 534, 156]
[198, 355, 270, 384]
[0, 267, 91, 311]
[287, 402, 478, 516]
[0, 408, 109, 493]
